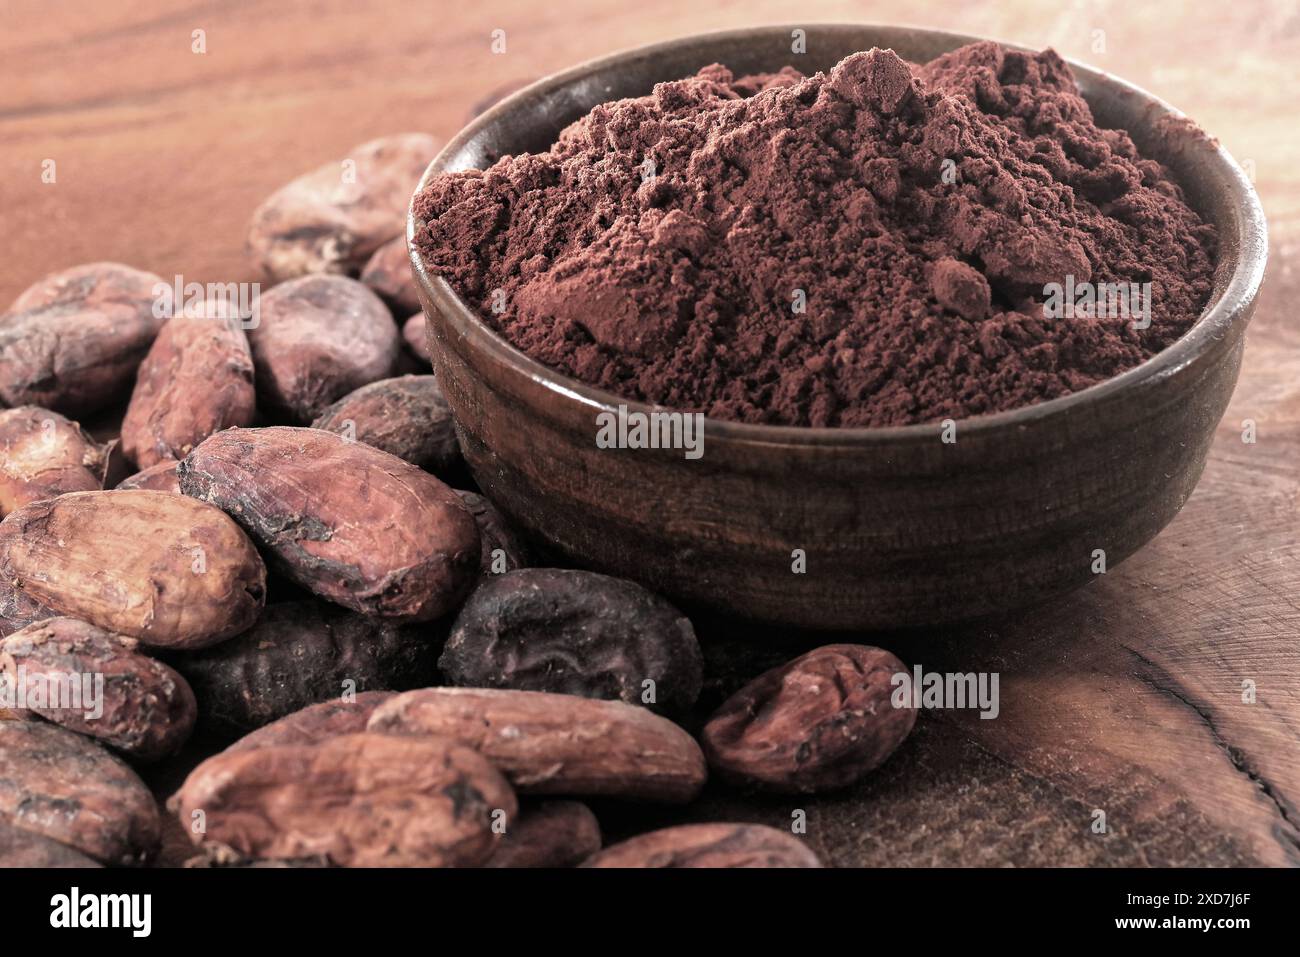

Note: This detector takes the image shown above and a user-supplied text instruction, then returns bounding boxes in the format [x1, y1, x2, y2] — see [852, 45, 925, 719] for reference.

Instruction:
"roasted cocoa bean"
[360, 236, 421, 315]
[0, 263, 167, 415]
[180, 427, 478, 621]
[440, 568, 701, 714]
[582, 823, 822, 868]
[310, 375, 460, 474]
[487, 800, 601, 868]
[0, 719, 160, 864]
[0, 618, 196, 761]
[170, 602, 438, 738]
[402, 313, 431, 362]
[701, 643, 916, 793]
[248, 275, 400, 423]
[0, 407, 119, 517]
[367, 687, 706, 803]
[247, 133, 439, 282]
[121, 314, 256, 468]
[0, 489, 267, 650]
[0, 818, 102, 868]
[116, 460, 181, 493]
[224, 691, 396, 753]
[456, 490, 530, 576]
[173, 732, 516, 867]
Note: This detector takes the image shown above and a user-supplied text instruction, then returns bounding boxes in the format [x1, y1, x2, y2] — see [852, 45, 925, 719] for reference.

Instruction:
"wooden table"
[2, 0, 1296, 867]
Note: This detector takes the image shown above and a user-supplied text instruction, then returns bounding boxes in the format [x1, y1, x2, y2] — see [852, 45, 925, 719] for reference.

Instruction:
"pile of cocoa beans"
[0, 134, 916, 869]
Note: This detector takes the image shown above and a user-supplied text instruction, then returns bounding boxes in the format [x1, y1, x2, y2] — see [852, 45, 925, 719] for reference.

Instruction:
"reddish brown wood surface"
[2, 0, 1296, 866]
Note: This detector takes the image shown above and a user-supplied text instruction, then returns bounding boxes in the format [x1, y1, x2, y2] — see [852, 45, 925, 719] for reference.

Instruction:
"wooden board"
[2, 0, 1296, 867]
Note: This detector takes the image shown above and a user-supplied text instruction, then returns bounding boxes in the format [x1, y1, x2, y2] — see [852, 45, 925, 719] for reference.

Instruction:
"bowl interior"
[410, 23, 1266, 446]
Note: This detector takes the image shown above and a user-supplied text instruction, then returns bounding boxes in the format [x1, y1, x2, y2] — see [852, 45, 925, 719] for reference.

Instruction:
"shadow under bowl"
[408, 23, 1267, 631]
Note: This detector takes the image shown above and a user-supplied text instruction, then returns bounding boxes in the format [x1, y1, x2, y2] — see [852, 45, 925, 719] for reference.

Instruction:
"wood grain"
[2, 0, 1296, 867]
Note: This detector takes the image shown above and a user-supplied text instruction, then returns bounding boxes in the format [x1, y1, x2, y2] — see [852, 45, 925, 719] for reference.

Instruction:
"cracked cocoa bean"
[367, 687, 707, 802]
[0, 720, 160, 865]
[170, 602, 438, 738]
[224, 691, 396, 753]
[582, 823, 822, 868]
[0, 263, 167, 415]
[0, 618, 196, 761]
[456, 490, 530, 576]
[0, 490, 266, 650]
[180, 427, 479, 621]
[173, 732, 516, 867]
[360, 236, 421, 315]
[0, 406, 121, 517]
[0, 578, 54, 639]
[247, 133, 439, 283]
[487, 800, 601, 868]
[248, 275, 400, 423]
[440, 568, 701, 714]
[121, 313, 256, 468]
[311, 375, 460, 474]
[701, 643, 916, 793]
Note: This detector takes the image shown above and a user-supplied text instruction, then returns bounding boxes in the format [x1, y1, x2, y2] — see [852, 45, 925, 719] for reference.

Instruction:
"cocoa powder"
[415, 42, 1217, 427]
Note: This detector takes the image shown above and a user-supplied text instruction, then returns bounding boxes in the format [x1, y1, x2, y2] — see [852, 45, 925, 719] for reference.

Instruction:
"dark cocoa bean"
[170, 602, 438, 738]
[367, 687, 706, 803]
[247, 133, 439, 282]
[0, 490, 267, 650]
[456, 490, 530, 576]
[120, 314, 256, 468]
[173, 732, 516, 867]
[487, 800, 601, 868]
[0, 720, 160, 864]
[0, 618, 196, 761]
[440, 568, 701, 714]
[248, 275, 400, 422]
[0, 263, 167, 415]
[180, 427, 479, 621]
[582, 823, 822, 868]
[360, 236, 421, 315]
[0, 818, 102, 867]
[701, 643, 915, 793]
[0, 406, 119, 517]
[311, 375, 461, 474]
[224, 691, 396, 753]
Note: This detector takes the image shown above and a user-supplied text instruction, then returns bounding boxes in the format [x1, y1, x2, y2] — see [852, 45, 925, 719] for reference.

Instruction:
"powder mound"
[414, 42, 1218, 427]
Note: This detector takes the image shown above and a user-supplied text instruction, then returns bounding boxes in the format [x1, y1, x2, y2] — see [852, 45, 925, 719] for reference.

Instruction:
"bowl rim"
[408, 22, 1268, 447]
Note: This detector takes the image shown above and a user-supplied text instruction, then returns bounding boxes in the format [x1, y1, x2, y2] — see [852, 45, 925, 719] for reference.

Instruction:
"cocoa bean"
[116, 460, 181, 493]
[247, 133, 439, 282]
[310, 375, 460, 474]
[487, 800, 600, 868]
[0, 263, 167, 415]
[440, 568, 701, 714]
[456, 490, 530, 576]
[582, 823, 822, 868]
[360, 236, 421, 315]
[0, 818, 102, 867]
[700, 643, 916, 793]
[367, 687, 706, 802]
[0, 618, 196, 761]
[121, 314, 256, 468]
[224, 691, 396, 753]
[402, 313, 431, 362]
[0, 407, 119, 517]
[0, 578, 55, 639]
[173, 732, 516, 867]
[0, 719, 160, 865]
[170, 602, 438, 738]
[248, 275, 400, 423]
[180, 427, 478, 621]
[0, 489, 267, 650]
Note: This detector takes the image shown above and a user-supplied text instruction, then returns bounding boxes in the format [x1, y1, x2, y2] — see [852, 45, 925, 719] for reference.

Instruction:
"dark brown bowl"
[408, 24, 1267, 631]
